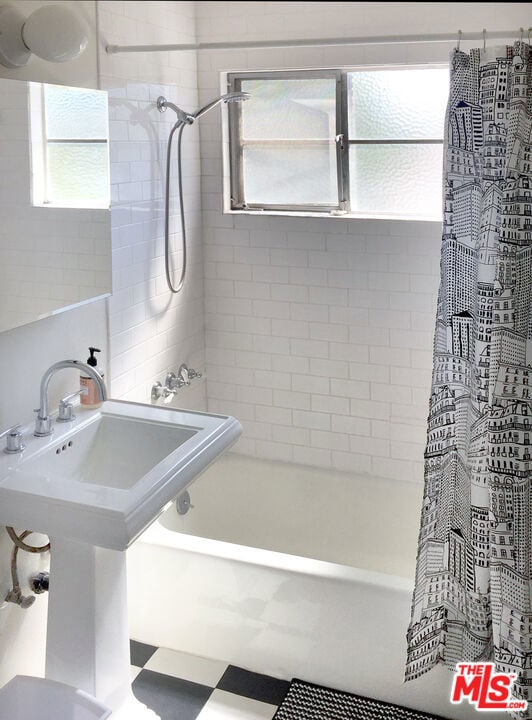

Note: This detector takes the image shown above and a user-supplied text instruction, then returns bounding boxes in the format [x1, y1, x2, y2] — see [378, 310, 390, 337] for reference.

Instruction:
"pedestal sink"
[0, 400, 242, 718]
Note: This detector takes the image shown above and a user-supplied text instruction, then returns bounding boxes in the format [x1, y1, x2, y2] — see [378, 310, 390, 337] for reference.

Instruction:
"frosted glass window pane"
[348, 69, 448, 139]
[44, 85, 108, 139]
[240, 78, 336, 140]
[243, 145, 337, 205]
[47, 144, 109, 205]
[349, 144, 443, 219]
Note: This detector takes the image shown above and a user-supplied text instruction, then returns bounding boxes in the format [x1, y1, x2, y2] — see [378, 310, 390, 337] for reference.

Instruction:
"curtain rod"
[106, 29, 528, 55]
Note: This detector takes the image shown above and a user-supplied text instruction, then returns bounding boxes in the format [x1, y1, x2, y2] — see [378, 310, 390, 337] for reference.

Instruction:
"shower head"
[193, 91, 250, 120]
[223, 91, 251, 103]
[157, 91, 250, 125]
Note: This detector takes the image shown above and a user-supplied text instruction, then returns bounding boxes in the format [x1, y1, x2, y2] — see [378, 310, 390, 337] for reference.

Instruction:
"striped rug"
[273, 679, 450, 720]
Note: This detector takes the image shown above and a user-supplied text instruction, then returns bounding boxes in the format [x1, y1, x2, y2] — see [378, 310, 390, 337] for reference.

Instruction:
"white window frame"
[228, 69, 348, 214]
[29, 83, 109, 209]
[227, 65, 446, 219]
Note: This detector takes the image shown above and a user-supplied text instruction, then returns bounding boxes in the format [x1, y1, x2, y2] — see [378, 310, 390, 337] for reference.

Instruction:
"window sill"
[225, 208, 442, 223]
[33, 202, 110, 211]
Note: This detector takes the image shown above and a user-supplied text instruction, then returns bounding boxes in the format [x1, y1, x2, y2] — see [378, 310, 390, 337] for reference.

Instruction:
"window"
[227, 66, 448, 220]
[30, 83, 109, 208]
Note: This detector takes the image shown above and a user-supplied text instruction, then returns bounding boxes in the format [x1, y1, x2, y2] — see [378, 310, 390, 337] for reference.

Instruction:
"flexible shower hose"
[164, 122, 188, 294]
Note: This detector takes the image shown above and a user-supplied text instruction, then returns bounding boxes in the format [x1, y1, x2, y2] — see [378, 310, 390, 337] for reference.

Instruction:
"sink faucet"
[34, 360, 107, 437]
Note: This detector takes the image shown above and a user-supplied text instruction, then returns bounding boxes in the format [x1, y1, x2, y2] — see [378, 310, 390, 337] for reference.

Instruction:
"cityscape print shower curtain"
[406, 42, 532, 714]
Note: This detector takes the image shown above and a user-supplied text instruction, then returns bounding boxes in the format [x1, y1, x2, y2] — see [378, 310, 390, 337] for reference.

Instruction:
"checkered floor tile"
[130, 640, 290, 720]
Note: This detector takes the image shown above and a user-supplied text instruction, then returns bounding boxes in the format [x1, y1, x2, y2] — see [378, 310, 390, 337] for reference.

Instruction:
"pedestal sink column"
[46, 537, 159, 719]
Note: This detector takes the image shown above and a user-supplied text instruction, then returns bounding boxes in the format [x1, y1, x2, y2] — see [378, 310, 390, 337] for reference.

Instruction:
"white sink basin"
[0, 400, 242, 550]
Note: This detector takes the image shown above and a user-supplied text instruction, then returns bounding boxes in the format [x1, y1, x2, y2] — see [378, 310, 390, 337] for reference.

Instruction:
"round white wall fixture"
[0, 4, 31, 68]
[22, 4, 89, 62]
[0, 2, 89, 68]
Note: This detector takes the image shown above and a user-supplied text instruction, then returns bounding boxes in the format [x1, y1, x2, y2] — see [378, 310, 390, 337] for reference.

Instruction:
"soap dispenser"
[80, 347, 104, 408]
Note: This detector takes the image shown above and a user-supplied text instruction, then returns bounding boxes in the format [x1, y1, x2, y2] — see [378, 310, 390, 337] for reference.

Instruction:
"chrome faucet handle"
[177, 364, 190, 384]
[57, 388, 88, 422]
[151, 382, 164, 402]
[0, 424, 25, 454]
[165, 372, 177, 389]
[178, 363, 202, 382]
[151, 381, 175, 403]
[186, 367, 202, 380]
[165, 372, 187, 389]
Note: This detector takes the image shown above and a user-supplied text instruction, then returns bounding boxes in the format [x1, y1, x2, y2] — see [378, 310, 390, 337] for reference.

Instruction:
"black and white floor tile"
[130, 640, 291, 720]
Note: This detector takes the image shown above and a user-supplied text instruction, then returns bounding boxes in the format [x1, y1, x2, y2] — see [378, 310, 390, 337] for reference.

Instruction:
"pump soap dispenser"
[80, 347, 104, 408]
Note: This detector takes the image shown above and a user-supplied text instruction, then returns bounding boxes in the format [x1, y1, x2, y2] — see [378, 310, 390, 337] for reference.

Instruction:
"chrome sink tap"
[0, 424, 25, 454]
[34, 360, 107, 437]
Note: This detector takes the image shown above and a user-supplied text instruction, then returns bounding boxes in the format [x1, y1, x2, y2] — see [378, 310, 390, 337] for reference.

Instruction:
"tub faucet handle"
[151, 381, 175, 403]
[166, 371, 187, 390]
[0, 424, 25, 454]
[177, 363, 202, 383]
[186, 367, 202, 380]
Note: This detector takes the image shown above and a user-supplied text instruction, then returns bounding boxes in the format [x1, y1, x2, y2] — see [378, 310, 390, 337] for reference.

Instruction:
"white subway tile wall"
[98, 1, 206, 410]
[195, 1, 457, 484]
[204, 214, 440, 481]
[101, 1, 529, 484]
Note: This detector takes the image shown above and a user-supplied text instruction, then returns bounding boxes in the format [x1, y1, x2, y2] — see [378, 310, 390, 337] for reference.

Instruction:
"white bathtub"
[127, 454, 475, 720]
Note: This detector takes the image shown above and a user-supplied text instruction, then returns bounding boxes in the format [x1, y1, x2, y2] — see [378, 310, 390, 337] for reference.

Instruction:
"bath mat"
[273, 679, 450, 720]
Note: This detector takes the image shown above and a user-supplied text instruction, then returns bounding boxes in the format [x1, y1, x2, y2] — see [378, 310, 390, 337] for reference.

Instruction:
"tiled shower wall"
[203, 216, 440, 483]
[196, 3, 447, 485]
[196, 1, 531, 484]
[97, 1, 530, 485]
[98, 0, 206, 410]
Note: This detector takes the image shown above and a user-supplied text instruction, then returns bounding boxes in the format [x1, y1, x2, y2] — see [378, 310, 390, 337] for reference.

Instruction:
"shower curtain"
[406, 42, 532, 713]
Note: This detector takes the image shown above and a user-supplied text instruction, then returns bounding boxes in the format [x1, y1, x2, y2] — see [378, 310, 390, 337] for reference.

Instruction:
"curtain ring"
[456, 29, 462, 52]
[482, 28, 487, 53]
